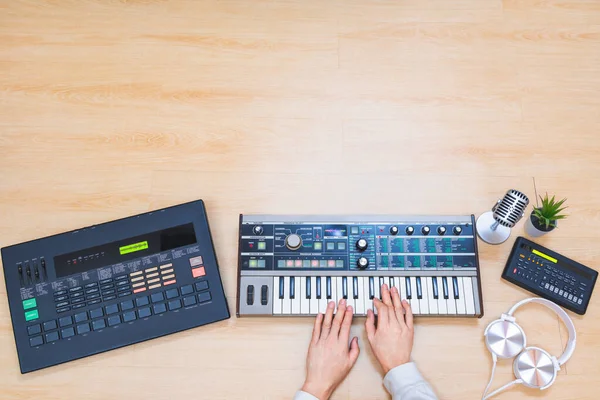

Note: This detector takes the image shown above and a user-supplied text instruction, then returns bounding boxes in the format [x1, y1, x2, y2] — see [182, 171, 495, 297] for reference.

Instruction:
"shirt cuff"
[293, 390, 320, 400]
[383, 362, 426, 395]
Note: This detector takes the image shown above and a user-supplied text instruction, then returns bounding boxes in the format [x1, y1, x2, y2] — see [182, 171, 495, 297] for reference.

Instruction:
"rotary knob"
[390, 226, 399, 235]
[356, 238, 368, 252]
[285, 234, 302, 250]
[253, 225, 264, 235]
[357, 257, 369, 270]
[422, 226, 430, 235]
[405, 226, 415, 235]
[437, 226, 446, 235]
[453, 226, 463, 235]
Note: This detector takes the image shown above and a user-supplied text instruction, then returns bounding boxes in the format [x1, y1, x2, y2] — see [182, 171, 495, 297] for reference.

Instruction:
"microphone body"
[477, 190, 530, 244]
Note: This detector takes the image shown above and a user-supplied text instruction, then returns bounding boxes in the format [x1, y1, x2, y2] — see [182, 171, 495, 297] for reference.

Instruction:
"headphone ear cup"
[484, 320, 526, 359]
[514, 347, 557, 389]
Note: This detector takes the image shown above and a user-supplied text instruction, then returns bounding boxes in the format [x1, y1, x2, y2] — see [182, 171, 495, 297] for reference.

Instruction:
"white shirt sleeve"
[384, 362, 438, 400]
[293, 391, 320, 400]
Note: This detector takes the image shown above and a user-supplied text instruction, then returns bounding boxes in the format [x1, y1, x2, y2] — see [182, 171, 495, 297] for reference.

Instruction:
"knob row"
[389, 226, 462, 236]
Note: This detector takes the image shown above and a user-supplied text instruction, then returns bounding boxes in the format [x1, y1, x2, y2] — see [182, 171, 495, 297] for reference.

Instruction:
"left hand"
[301, 299, 360, 399]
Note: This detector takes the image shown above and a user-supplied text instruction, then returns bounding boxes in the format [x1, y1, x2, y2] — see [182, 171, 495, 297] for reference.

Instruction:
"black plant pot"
[525, 210, 556, 237]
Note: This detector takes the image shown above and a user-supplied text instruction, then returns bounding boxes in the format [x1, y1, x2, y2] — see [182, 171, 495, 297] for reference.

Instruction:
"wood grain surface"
[1, 1, 599, 399]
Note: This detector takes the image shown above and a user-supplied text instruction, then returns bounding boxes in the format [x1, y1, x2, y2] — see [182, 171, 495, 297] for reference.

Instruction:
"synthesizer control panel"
[237, 215, 483, 318]
[1, 200, 229, 373]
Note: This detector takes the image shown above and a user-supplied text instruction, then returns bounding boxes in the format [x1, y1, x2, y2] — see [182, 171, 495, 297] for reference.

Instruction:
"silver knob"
[357, 257, 369, 269]
[285, 234, 302, 250]
[356, 238, 368, 251]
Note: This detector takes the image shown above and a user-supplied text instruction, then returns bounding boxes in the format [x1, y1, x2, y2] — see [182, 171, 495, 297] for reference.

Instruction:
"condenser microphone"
[476, 190, 529, 244]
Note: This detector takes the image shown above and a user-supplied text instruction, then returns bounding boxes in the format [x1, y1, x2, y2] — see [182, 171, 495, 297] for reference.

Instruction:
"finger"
[381, 283, 393, 307]
[311, 313, 323, 343]
[321, 301, 336, 338]
[403, 300, 414, 331]
[331, 298, 347, 336]
[373, 297, 388, 323]
[348, 337, 360, 366]
[339, 305, 353, 341]
[391, 286, 405, 326]
[365, 309, 376, 341]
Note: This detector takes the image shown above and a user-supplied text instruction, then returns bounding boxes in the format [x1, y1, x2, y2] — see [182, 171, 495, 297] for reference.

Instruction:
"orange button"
[133, 287, 147, 294]
[164, 279, 177, 286]
[192, 267, 206, 278]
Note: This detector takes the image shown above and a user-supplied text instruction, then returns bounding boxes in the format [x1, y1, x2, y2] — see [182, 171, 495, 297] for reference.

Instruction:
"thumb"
[348, 337, 360, 365]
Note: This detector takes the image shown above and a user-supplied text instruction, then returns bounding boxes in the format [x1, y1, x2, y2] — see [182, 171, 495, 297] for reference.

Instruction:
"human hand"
[365, 284, 414, 374]
[301, 299, 360, 400]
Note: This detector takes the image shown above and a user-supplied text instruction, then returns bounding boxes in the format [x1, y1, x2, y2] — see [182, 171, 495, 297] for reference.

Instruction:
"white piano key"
[335, 277, 343, 307]
[383, 277, 390, 291]
[300, 277, 310, 315]
[309, 277, 319, 315]
[463, 277, 476, 315]
[283, 277, 292, 314]
[364, 277, 373, 315]
[418, 277, 429, 315]
[291, 277, 301, 314]
[400, 276, 407, 301]
[409, 277, 420, 313]
[436, 277, 447, 315]
[273, 276, 283, 315]
[318, 277, 328, 314]
[373, 278, 381, 315]
[330, 277, 337, 313]
[426, 277, 437, 314]
[456, 277, 467, 315]
[356, 277, 366, 315]
[346, 277, 355, 310]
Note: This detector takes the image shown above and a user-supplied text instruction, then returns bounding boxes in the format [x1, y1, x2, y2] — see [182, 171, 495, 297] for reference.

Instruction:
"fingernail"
[328, 301, 334, 308]
[348, 306, 353, 312]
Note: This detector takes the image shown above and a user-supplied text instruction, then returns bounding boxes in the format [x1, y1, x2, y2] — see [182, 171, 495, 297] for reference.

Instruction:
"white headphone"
[481, 298, 577, 399]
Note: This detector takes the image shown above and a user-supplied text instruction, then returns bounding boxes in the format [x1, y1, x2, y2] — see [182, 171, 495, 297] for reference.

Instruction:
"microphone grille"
[493, 190, 530, 228]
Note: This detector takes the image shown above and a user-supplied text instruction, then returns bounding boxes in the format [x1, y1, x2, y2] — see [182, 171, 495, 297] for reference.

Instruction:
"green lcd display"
[119, 241, 149, 255]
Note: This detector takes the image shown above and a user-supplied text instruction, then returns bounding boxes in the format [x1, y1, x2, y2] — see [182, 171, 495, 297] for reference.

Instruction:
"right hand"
[365, 284, 414, 374]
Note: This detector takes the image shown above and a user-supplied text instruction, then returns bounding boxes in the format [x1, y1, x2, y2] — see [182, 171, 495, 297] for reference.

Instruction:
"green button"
[25, 309, 39, 322]
[314, 242, 322, 251]
[257, 242, 266, 250]
[249, 259, 258, 268]
[22, 298, 37, 310]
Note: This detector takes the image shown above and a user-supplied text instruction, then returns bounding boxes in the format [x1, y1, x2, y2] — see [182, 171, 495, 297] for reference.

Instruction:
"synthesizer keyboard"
[236, 215, 483, 318]
[2, 200, 230, 373]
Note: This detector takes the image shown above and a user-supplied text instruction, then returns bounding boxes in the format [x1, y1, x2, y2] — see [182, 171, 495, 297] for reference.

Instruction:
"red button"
[192, 267, 206, 278]
[133, 287, 147, 294]
[164, 279, 177, 286]
[328, 260, 335, 267]
[513, 268, 517, 274]
[286, 260, 294, 267]
[311, 260, 318, 267]
[295, 260, 302, 267]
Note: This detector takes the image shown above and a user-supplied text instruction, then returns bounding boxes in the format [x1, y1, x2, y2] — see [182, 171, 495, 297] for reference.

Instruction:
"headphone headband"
[507, 298, 576, 365]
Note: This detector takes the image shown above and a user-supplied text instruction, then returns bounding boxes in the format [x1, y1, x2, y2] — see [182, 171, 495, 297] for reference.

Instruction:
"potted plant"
[524, 193, 568, 237]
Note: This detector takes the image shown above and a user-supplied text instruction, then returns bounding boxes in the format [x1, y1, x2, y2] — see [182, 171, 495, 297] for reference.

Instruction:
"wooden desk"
[1, 1, 599, 398]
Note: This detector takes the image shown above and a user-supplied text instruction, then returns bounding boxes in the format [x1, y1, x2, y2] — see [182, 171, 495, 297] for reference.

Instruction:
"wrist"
[301, 381, 334, 400]
[382, 359, 410, 374]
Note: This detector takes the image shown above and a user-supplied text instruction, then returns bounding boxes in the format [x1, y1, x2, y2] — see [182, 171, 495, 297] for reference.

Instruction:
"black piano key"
[279, 277, 284, 299]
[369, 277, 375, 299]
[405, 277, 412, 299]
[389, 277, 395, 288]
[342, 277, 348, 299]
[416, 277, 423, 299]
[353, 277, 359, 299]
[326, 277, 332, 299]
[442, 277, 449, 299]
[316, 277, 322, 299]
[290, 277, 295, 299]
[306, 278, 311, 299]
[432, 277, 439, 299]
[452, 277, 459, 299]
